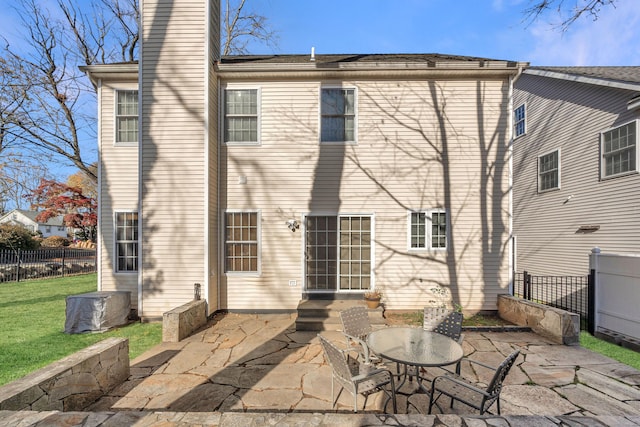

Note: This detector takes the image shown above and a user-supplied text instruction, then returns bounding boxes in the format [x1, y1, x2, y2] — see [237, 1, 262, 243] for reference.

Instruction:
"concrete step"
[295, 299, 385, 331]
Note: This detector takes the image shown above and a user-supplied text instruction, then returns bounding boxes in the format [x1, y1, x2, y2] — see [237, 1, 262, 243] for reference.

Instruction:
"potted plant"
[364, 290, 382, 309]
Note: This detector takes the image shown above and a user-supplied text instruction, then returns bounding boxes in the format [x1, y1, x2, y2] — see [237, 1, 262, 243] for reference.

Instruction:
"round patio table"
[367, 326, 464, 394]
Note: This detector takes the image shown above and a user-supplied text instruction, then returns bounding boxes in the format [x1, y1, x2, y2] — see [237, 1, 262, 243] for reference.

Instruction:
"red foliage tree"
[28, 179, 97, 242]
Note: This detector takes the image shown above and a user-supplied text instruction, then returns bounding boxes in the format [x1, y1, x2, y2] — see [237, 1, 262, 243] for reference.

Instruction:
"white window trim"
[222, 86, 261, 146]
[224, 209, 262, 276]
[514, 103, 526, 139]
[407, 209, 448, 251]
[537, 148, 561, 193]
[114, 210, 138, 274]
[600, 119, 639, 180]
[113, 88, 139, 147]
[319, 85, 358, 145]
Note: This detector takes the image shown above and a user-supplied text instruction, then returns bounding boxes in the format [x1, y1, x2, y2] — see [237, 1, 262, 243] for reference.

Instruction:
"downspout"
[508, 66, 524, 295]
[96, 78, 103, 291]
[217, 74, 222, 312]
[137, 1, 145, 319]
[203, 0, 210, 314]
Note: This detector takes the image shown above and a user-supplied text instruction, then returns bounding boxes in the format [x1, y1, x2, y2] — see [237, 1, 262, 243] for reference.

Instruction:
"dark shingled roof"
[530, 66, 640, 85]
[220, 53, 515, 65]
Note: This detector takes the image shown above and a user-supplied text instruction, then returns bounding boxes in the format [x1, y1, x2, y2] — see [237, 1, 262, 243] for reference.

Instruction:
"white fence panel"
[589, 248, 640, 341]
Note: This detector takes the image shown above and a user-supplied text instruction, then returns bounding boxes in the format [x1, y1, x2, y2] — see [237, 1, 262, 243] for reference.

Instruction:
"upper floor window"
[115, 211, 138, 272]
[538, 149, 560, 192]
[514, 104, 526, 138]
[408, 209, 448, 250]
[225, 211, 260, 274]
[321, 88, 356, 143]
[224, 89, 259, 144]
[601, 120, 637, 179]
[115, 90, 138, 144]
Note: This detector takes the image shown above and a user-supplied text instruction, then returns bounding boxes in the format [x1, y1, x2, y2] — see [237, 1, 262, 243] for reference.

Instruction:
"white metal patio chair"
[428, 349, 521, 415]
[339, 305, 378, 364]
[423, 306, 464, 344]
[318, 334, 397, 413]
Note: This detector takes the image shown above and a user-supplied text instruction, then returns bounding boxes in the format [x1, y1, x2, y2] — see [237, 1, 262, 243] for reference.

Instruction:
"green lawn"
[580, 331, 640, 371]
[0, 274, 162, 386]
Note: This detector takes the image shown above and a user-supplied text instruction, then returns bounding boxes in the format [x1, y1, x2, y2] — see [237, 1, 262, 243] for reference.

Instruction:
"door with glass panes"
[305, 215, 372, 292]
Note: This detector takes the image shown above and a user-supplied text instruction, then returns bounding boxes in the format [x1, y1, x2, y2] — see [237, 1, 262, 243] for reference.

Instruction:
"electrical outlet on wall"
[288, 280, 297, 287]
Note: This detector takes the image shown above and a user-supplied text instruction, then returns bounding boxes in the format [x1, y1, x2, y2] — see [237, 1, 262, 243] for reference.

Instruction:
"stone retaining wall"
[0, 338, 129, 412]
[498, 294, 580, 345]
[162, 299, 207, 342]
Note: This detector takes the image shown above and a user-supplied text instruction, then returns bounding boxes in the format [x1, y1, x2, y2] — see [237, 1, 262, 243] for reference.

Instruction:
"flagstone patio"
[82, 312, 640, 418]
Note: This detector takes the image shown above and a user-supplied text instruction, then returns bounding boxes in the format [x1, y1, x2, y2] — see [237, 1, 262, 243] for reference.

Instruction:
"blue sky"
[246, 0, 639, 66]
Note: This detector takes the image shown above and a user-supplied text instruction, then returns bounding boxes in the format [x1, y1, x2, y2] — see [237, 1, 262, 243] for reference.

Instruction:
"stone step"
[295, 299, 385, 331]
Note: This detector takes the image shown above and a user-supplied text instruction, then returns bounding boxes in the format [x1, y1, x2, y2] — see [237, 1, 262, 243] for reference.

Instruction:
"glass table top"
[367, 326, 463, 367]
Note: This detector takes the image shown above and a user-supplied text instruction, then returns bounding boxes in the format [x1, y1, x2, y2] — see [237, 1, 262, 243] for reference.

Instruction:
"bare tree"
[222, 0, 278, 55]
[524, 0, 617, 30]
[0, 0, 139, 184]
[0, 155, 50, 213]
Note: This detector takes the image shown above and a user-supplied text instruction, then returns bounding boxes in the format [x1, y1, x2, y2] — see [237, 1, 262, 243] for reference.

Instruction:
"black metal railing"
[513, 270, 594, 331]
[0, 248, 96, 283]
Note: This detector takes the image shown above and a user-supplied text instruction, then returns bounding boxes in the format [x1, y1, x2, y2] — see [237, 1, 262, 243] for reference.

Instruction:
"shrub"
[0, 224, 41, 250]
[40, 235, 70, 248]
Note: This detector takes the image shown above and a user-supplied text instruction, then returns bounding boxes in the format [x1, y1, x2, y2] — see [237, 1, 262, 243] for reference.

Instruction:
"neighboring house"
[81, 0, 526, 320]
[0, 209, 68, 239]
[513, 67, 640, 276]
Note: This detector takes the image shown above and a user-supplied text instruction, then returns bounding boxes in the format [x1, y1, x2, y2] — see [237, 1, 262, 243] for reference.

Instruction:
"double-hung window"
[225, 211, 260, 273]
[408, 209, 448, 250]
[514, 104, 526, 138]
[115, 90, 138, 144]
[601, 120, 638, 178]
[321, 88, 356, 143]
[115, 212, 138, 272]
[538, 149, 560, 192]
[224, 88, 259, 144]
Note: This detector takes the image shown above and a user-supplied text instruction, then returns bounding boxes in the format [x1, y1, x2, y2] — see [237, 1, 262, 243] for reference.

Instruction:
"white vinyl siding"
[140, 0, 208, 317]
[514, 104, 526, 138]
[538, 149, 560, 192]
[224, 88, 259, 144]
[408, 209, 448, 250]
[115, 90, 138, 144]
[223, 78, 511, 312]
[514, 73, 640, 276]
[601, 120, 637, 179]
[321, 87, 356, 143]
[96, 79, 138, 306]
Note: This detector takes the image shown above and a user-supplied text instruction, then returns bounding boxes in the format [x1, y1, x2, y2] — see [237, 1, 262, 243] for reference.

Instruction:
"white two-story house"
[82, 0, 526, 320]
[513, 66, 640, 276]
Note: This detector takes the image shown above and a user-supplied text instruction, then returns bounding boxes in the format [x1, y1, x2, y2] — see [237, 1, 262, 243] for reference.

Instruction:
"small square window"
[514, 104, 526, 138]
[538, 149, 560, 192]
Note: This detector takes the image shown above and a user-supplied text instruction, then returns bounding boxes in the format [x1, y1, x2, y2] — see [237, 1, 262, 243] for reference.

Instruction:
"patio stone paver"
[6, 312, 637, 426]
[500, 385, 580, 415]
[82, 312, 640, 419]
[558, 383, 640, 416]
[520, 363, 576, 387]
